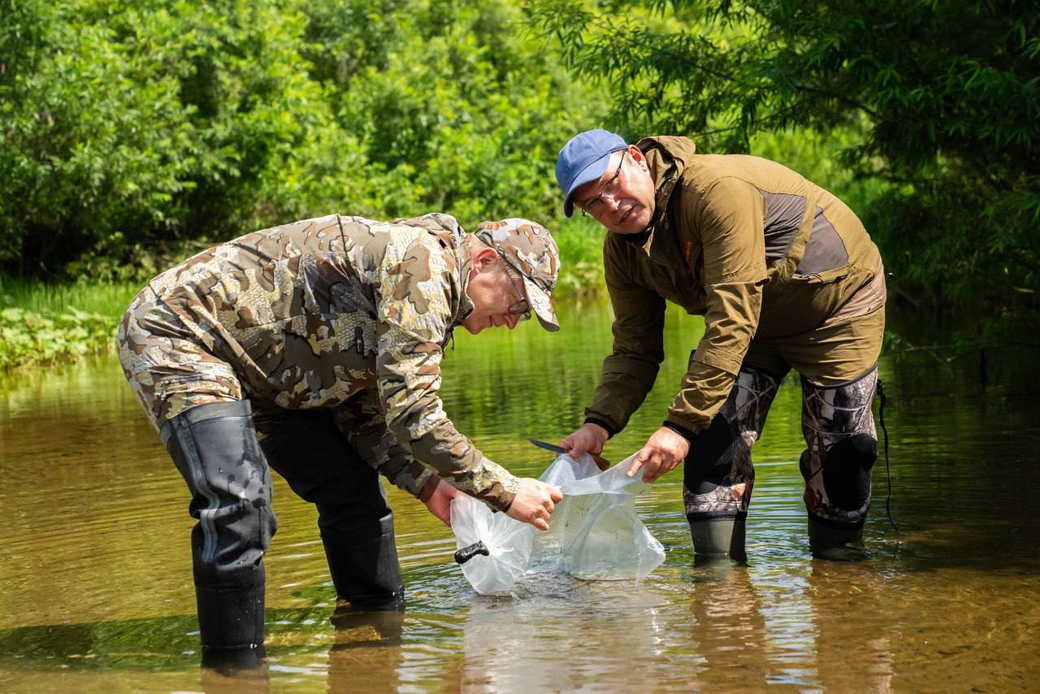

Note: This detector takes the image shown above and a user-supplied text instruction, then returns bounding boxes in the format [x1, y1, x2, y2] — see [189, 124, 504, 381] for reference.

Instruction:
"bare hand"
[423, 479, 460, 526]
[628, 426, 690, 483]
[506, 478, 564, 531]
[561, 422, 609, 461]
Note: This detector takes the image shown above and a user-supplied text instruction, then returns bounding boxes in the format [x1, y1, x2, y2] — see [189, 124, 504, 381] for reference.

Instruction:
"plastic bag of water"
[450, 452, 665, 595]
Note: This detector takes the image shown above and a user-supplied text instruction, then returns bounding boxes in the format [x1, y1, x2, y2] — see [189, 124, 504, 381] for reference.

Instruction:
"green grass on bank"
[0, 222, 607, 372]
[0, 277, 141, 370]
[0, 276, 141, 317]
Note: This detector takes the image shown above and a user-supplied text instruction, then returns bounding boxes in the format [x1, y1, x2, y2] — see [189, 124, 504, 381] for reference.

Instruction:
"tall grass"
[0, 277, 139, 371]
[550, 215, 607, 296]
[0, 276, 140, 316]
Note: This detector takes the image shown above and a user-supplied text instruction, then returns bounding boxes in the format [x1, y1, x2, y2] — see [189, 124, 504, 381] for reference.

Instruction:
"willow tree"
[529, 0, 1040, 310]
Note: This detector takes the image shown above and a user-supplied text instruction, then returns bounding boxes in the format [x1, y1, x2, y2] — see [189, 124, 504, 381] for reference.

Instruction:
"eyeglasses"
[504, 266, 532, 320]
[478, 237, 532, 320]
[579, 151, 626, 216]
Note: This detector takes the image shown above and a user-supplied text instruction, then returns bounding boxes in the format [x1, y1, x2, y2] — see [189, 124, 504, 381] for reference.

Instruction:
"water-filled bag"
[450, 453, 665, 594]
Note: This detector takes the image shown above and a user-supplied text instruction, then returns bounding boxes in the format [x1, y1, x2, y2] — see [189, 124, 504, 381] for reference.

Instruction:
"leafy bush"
[0, 306, 114, 369]
[1, 0, 606, 282]
[528, 0, 1040, 309]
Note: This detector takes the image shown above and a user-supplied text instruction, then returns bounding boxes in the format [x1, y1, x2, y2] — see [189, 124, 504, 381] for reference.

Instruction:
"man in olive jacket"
[555, 129, 885, 561]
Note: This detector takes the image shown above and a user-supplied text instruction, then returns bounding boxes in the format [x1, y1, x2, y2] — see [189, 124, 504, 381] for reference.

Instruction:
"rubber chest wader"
[256, 408, 404, 608]
[161, 401, 405, 659]
[160, 400, 274, 656]
[799, 366, 879, 560]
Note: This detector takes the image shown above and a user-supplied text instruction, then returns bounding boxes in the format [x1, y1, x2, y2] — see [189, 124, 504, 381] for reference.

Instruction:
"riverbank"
[0, 278, 137, 370]
[0, 216, 606, 371]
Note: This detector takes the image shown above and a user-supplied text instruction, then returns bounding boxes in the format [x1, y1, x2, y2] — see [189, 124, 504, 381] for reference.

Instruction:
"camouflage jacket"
[135, 213, 519, 510]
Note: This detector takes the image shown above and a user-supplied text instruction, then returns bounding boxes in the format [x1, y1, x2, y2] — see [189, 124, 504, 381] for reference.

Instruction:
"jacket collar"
[455, 252, 475, 328]
[614, 136, 696, 258]
[393, 212, 473, 334]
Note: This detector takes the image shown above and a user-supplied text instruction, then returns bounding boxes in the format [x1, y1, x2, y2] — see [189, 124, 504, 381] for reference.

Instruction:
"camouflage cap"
[475, 218, 560, 332]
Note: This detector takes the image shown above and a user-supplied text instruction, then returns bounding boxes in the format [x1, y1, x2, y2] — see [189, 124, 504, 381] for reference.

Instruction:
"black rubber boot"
[256, 408, 406, 608]
[690, 516, 748, 564]
[808, 516, 866, 561]
[200, 640, 267, 676]
[322, 512, 405, 608]
[160, 399, 276, 660]
[195, 576, 266, 653]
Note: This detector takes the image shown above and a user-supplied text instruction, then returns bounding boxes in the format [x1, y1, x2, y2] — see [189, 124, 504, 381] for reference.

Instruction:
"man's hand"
[422, 479, 460, 526]
[628, 426, 690, 483]
[506, 478, 564, 531]
[561, 422, 609, 460]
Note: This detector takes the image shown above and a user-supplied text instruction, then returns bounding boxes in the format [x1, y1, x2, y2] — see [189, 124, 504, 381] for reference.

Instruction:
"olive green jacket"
[586, 137, 883, 436]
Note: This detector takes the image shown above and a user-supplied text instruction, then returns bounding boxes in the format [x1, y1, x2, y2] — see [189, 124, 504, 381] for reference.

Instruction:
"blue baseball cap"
[555, 129, 629, 217]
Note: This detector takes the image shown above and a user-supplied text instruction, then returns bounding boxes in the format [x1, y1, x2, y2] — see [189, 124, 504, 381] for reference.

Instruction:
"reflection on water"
[1, 299, 1038, 692]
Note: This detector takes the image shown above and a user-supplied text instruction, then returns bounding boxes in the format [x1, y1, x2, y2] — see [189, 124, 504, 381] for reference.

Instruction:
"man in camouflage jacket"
[117, 213, 563, 665]
[555, 130, 885, 563]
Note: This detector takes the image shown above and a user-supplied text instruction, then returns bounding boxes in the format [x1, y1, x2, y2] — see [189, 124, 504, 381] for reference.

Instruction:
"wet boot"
[160, 399, 276, 663]
[690, 517, 748, 564]
[195, 574, 266, 656]
[200, 640, 268, 676]
[807, 516, 866, 561]
[684, 368, 780, 564]
[322, 511, 405, 609]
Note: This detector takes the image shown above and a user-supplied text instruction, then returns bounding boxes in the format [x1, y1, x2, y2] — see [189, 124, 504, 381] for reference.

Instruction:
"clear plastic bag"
[450, 452, 665, 595]
[450, 485, 535, 595]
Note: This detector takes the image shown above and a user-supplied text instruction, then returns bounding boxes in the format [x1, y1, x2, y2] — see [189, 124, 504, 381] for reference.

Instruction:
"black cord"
[876, 379, 898, 531]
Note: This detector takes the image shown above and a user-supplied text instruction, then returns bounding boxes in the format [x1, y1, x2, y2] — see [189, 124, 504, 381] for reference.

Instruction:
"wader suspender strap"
[877, 379, 898, 531]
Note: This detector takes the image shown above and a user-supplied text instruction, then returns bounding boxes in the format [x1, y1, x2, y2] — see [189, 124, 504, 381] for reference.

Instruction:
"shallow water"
[1, 299, 1037, 692]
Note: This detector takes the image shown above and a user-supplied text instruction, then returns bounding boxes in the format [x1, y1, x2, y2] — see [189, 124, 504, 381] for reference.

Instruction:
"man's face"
[571, 146, 656, 234]
[462, 250, 530, 334]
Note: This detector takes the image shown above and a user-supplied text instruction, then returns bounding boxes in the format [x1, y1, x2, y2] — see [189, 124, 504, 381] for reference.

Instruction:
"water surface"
[1, 299, 1037, 692]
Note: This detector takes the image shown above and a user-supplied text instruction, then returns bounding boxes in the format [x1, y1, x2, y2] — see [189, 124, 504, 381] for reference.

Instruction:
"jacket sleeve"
[332, 392, 436, 499]
[666, 177, 768, 434]
[374, 237, 519, 511]
[585, 238, 667, 435]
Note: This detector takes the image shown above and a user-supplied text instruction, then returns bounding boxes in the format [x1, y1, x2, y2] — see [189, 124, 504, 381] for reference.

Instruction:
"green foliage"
[551, 216, 607, 295]
[300, 0, 602, 223]
[528, 0, 1040, 308]
[1, 0, 606, 282]
[1, 0, 351, 275]
[0, 275, 139, 316]
[0, 276, 138, 370]
[0, 306, 114, 370]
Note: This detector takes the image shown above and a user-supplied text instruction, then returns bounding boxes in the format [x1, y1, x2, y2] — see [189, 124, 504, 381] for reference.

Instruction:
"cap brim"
[521, 275, 559, 332]
[563, 154, 612, 217]
[562, 145, 629, 217]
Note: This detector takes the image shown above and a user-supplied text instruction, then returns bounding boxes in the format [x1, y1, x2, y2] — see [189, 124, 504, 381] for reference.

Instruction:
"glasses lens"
[579, 151, 624, 216]
[511, 302, 532, 320]
[508, 270, 531, 320]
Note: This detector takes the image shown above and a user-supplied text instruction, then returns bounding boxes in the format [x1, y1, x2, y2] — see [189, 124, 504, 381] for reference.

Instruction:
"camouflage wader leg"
[159, 399, 277, 660]
[684, 367, 781, 562]
[799, 365, 879, 559]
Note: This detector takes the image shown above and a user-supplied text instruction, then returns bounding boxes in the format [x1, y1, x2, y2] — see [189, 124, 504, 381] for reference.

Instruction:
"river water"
[0, 299, 1037, 693]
